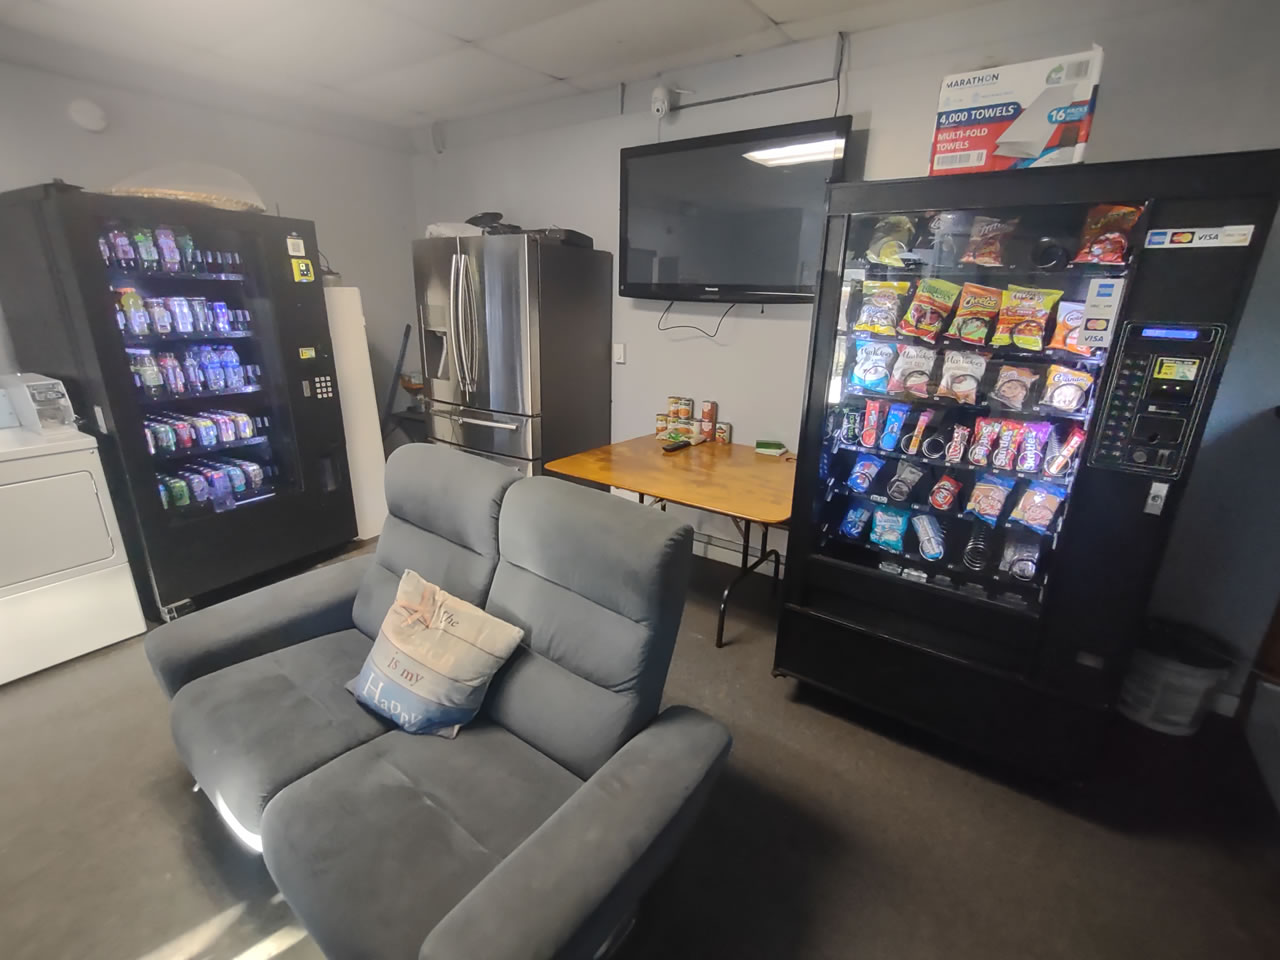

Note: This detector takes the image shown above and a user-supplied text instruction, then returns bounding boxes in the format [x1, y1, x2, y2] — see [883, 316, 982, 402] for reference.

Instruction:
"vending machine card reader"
[1090, 324, 1223, 477]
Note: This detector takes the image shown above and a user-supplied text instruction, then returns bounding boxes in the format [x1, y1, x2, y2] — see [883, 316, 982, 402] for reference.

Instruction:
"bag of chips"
[960, 216, 1019, 266]
[929, 475, 963, 511]
[899, 277, 962, 343]
[945, 283, 1001, 344]
[839, 504, 873, 540]
[990, 364, 1038, 410]
[866, 215, 916, 266]
[1010, 482, 1067, 534]
[887, 345, 936, 397]
[934, 350, 989, 404]
[1047, 300, 1091, 356]
[850, 339, 897, 393]
[1039, 364, 1094, 412]
[848, 453, 885, 493]
[886, 460, 924, 501]
[854, 280, 911, 336]
[964, 473, 1015, 527]
[870, 504, 911, 553]
[1073, 204, 1143, 263]
[991, 286, 1063, 351]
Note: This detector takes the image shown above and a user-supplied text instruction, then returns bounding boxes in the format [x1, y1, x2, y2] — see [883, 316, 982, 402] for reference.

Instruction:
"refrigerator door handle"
[449, 252, 469, 393]
[461, 253, 480, 395]
[451, 415, 518, 430]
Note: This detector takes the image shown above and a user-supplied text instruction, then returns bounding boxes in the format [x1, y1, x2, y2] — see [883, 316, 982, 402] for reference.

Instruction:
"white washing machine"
[0, 373, 145, 685]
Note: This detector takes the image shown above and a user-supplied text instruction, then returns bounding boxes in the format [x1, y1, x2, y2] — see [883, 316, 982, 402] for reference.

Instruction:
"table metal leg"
[716, 520, 782, 649]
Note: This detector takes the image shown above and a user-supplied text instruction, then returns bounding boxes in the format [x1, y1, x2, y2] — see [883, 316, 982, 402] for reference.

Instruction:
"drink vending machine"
[774, 151, 1280, 776]
[0, 182, 356, 620]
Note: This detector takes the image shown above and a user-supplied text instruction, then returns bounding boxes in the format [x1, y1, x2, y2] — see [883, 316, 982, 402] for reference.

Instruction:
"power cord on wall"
[656, 300, 736, 339]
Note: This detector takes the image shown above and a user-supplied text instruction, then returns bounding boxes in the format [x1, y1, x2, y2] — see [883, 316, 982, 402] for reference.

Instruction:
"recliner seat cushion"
[261, 723, 582, 960]
[170, 629, 388, 835]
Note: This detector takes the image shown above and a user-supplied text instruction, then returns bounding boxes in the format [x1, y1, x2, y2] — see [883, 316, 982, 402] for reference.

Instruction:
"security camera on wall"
[651, 85, 672, 118]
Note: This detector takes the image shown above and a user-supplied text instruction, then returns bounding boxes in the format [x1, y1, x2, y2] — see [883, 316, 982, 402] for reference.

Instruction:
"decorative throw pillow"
[348, 569, 524, 737]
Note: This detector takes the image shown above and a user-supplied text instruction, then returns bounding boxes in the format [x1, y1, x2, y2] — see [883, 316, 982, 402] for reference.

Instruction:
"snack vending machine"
[775, 151, 1280, 776]
[0, 182, 356, 620]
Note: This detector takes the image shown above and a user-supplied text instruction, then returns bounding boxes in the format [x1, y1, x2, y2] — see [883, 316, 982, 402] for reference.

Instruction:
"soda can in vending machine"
[178, 470, 210, 503]
[221, 462, 247, 497]
[157, 479, 170, 510]
[193, 465, 236, 512]
[210, 301, 232, 333]
[210, 413, 236, 443]
[164, 475, 191, 508]
[132, 228, 159, 271]
[148, 420, 177, 455]
[221, 411, 253, 439]
[191, 416, 219, 448]
[188, 297, 210, 333]
[167, 417, 195, 449]
[165, 297, 195, 334]
[144, 425, 155, 456]
[235, 459, 264, 492]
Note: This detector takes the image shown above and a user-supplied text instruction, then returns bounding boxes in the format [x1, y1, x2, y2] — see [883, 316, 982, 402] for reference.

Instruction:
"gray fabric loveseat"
[144, 443, 731, 959]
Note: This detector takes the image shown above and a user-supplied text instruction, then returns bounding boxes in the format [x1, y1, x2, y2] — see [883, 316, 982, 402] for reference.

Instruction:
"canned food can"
[700, 400, 718, 421]
[698, 419, 715, 440]
[655, 414, 669, 435]
[715, 422, 732, 444]
[667, 396, 683, 418]
[676, 397, 694, 419]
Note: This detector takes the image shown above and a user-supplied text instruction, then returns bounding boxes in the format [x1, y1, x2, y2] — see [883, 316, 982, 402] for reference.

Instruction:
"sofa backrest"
[352, 444, 520, 639]
[482, 476, 694, 779]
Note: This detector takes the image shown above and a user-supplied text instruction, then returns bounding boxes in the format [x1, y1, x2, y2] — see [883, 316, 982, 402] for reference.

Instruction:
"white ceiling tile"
[780, 0, 994, 41]
[293, 86, 427, 126]
[749, 0, 881, 23]
[36, 0, 276, 48]
[214, 0, 461, 86]
[1, 1, 198, 54]
[481, 0, 771, 79]
[444, 79, 582, 120]
[569, 26, 789, 90]
[345, 46, 558, 115]
[371, 0, 594, 42]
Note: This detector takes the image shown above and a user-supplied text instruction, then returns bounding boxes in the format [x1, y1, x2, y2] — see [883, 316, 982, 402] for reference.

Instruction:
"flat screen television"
[619, 116, 851, 304]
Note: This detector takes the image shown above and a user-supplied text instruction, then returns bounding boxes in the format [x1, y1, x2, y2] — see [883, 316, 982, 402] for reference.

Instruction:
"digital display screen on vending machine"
[1152, 357, 1201, 381]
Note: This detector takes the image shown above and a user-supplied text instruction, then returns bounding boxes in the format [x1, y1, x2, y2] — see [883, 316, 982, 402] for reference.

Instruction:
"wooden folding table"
[545, 435, 795, 647]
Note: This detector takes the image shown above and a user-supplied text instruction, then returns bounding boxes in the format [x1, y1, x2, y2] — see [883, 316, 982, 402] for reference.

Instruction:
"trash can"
[1118, 618, 1232, 736]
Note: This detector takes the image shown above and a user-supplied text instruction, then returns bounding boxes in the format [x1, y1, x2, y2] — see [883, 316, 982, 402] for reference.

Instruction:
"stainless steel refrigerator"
[412, 234, 612, 474]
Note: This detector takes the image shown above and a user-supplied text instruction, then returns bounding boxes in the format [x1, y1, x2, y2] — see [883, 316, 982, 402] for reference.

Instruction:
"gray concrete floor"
[2, 554, 1279, 960]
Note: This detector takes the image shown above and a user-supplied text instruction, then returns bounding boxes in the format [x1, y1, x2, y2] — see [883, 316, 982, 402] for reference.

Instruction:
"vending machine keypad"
[1090, 325, 1222, 477]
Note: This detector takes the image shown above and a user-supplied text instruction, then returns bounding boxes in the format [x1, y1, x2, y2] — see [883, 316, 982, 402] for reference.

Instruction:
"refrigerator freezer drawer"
[427, 437, 537, 477]
[422, 404, 541, 459]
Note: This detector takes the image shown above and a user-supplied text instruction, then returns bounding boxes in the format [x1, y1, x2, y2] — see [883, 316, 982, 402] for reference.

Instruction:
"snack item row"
[846, 340, 1095, 412]
[862, 204, 1142, 269]
[829, 400, 1086, 479]
[833, 497, 1048, 576]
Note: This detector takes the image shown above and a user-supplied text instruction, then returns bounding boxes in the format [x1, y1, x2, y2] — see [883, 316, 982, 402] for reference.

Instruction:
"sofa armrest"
[419, 705, 731, 960]
[144, 554, 371, 698]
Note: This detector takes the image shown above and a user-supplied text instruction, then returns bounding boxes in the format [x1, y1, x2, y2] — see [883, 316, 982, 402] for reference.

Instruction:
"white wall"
[0, 59, 417, 396]
[414, 0, 1280, 697]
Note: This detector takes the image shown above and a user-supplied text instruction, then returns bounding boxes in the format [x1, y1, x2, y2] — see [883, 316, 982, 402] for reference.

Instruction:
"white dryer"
[0, 373, 145, 685]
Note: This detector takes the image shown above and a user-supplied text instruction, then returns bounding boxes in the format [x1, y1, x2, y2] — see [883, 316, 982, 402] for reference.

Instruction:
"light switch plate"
[613, 343, 626, 364]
